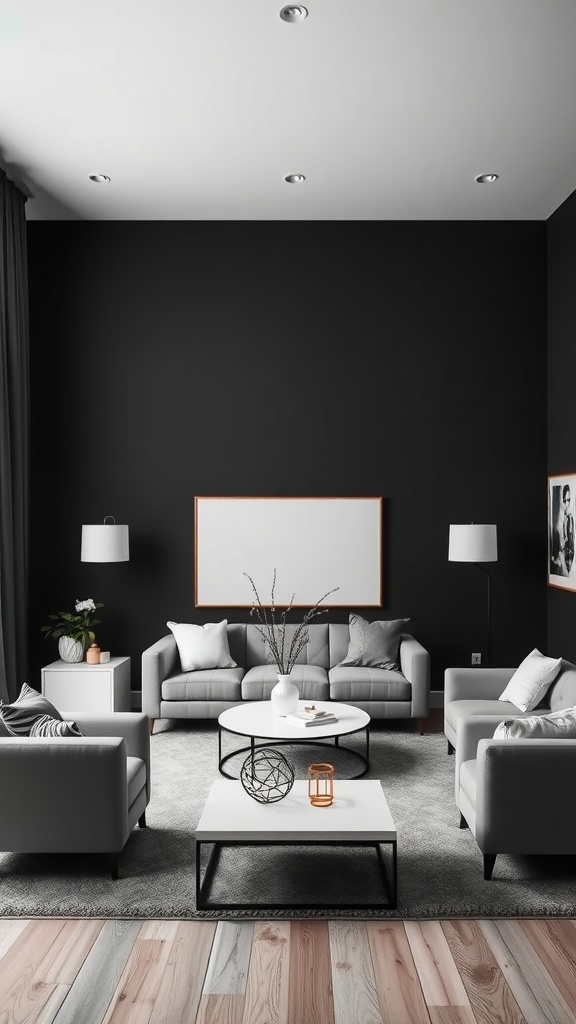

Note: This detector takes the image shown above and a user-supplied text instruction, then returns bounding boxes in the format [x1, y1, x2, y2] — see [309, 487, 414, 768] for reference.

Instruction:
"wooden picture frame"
[194, 496, 383, 607]
[548, 473, 576, 591]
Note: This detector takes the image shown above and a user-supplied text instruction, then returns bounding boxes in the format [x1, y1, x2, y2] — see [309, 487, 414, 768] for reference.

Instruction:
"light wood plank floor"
[1, 918, 575, 1024]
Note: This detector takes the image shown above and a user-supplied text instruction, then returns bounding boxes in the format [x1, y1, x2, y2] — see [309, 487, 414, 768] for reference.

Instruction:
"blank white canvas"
[194, 497, 382, 607]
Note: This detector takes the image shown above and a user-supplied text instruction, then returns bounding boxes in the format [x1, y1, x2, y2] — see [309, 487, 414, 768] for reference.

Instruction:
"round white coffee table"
[218, 700, 371, 780]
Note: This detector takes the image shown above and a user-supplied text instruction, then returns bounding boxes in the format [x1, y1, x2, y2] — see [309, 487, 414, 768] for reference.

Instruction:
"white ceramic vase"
[271, 673, 299, 716]
[58, 636, 85, 663]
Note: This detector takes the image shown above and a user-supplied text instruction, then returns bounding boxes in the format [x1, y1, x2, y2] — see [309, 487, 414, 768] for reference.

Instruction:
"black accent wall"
[27, 221, 547, 693]
[547, 189, 576, 661]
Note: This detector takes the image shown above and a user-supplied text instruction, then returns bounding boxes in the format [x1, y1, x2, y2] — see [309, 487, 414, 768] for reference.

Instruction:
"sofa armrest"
[0, 737, 129, 852]
[399, 635, 430, 718]
[72, 712, 150, 800]
[455, 715, 510, 801]
[141, 634, 179, 718]
[456, 714, 507, 764]
[445, 667, 516, 704]
[475, 738, 576, 853]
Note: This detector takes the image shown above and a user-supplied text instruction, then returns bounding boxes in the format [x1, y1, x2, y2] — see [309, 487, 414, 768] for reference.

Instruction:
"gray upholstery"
[0, 711, 150, 876]
[548, 660, 576, 712]
[328, 623, 353, 667]
[444, 660, 576, 749]
[328, 667, 411, 702]
[245, 623, 330, 669]
[447, 661, 576, 878]
[445, 697, 534, 750]
[445, 667, 525, 749]
[241, 664, 329, 701]
[162, 667, 244, 702]
[142, 622, 430, 726]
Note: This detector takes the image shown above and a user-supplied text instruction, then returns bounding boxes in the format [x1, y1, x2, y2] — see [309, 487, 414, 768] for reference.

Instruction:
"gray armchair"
[456, 713, 576, 879]
[0, 711, 150, 878]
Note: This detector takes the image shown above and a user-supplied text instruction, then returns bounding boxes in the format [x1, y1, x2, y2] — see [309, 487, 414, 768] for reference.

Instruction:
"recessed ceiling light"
[475, 173, 499, 184]
[89, 173, 111, 183]
[284, 173, 306, 183]
[279, 5, 308, 22]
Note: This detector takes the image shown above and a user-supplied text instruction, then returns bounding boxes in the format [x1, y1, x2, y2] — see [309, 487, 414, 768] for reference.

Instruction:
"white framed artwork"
[194, 496, 383, 607]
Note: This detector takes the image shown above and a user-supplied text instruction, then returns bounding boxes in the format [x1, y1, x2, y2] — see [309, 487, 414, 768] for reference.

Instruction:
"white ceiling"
[2, 0, 576, 221]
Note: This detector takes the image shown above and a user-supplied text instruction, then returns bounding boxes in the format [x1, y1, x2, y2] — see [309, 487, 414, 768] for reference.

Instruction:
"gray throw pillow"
[29, 714, 83, 737]
[493, 706, 576, 739]
[0, 682, 63, 736]
[338, 614, 410, 670]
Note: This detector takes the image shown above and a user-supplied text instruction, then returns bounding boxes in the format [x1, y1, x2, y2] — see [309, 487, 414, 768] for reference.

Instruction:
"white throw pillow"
[493, 706, 576, 739]
[167, 620, 237, 672]
[498, 648, 562, 712]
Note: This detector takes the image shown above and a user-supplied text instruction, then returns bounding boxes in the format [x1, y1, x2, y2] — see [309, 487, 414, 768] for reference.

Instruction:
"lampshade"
[81, 517, 130, 562]
[448, 524, 497, 563]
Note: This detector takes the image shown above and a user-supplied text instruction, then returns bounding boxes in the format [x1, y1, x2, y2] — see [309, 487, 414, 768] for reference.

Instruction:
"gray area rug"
[1, 720, 576, 919]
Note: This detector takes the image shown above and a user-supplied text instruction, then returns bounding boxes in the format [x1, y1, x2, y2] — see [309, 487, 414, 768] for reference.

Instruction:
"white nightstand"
[41, 656, 131, 713]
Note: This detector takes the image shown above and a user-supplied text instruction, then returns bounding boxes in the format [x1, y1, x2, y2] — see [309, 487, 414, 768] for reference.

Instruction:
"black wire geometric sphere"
[240, 747, 295, 803]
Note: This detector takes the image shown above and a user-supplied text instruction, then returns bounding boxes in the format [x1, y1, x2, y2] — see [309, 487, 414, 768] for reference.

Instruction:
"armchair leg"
[107, 853, 120, 880]
[149, 718, 155, 736]
[459, 813, 468, 829]
[483, 854, 497, 880]
[139, 810, 147, 829]
[447, 740, 454, 755]
[417, 717, 425, 735]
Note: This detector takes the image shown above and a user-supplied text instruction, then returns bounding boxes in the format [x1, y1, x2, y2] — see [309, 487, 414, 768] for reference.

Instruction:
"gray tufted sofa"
[141, 622, 430, 733]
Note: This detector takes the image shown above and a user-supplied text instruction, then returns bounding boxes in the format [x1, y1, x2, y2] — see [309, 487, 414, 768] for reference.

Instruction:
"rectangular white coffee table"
[195, 779, 397, 911]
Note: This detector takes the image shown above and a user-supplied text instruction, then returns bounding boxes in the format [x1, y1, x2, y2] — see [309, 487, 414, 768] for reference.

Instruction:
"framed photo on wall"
[548, 473, 576, 591]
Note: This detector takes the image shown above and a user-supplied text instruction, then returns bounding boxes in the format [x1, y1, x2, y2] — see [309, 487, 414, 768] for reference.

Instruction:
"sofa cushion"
[167, 620, 238, 671]
[329, 667, 411, 702]
[162, 667, 244, 702]
[493, 706, 576, 739]
[548, 661, 576, 713]
[445, 698, 534, 734]
[245, 623, 329, 670]
[241, 665, 329, 701]
[0, 682, 63, 736]
[127, 756, 147, 808]
[29, 714, 83, 737]
[498, 648, 562, 712]
[338, 614, 409, 671]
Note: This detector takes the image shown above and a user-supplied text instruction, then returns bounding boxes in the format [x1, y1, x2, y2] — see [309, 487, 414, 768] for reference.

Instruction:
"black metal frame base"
[218, 725, 370, 780]
[195, 837, 397, 911]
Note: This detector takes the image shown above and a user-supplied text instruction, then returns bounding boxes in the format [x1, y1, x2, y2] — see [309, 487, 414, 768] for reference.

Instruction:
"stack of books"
[286, 706, 338, 728]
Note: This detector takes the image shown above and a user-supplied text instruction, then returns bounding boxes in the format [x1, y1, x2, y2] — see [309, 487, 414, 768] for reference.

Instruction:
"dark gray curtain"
[0, 169, 29, 701]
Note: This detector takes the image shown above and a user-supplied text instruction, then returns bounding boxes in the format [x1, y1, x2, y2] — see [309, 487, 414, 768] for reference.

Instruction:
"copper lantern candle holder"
[307, 763, 334, 807]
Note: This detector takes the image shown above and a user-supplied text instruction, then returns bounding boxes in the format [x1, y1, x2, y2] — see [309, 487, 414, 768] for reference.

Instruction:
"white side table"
[41, 656, 131, 713]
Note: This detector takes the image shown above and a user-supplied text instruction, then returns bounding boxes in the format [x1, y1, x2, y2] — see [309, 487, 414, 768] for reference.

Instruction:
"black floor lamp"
[449, 523, 498, 666]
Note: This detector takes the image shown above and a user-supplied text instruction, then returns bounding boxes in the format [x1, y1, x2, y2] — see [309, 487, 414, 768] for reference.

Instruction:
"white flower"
[75, 598, 96, 613]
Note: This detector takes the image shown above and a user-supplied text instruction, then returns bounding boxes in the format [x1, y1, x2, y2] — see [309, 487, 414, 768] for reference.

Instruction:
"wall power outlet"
[471, 653, 482, 666]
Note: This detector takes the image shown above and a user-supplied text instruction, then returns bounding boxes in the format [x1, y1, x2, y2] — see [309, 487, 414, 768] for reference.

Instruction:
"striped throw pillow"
[29, 714, 83, 737]
[0, 682, 63, 736]
[338, 614, 410, 670]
